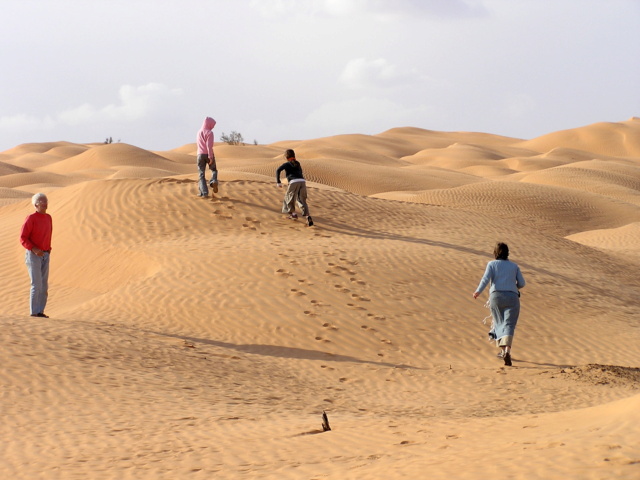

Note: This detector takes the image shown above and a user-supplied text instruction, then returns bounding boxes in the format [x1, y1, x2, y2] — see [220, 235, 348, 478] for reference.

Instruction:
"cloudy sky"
[1, 0, 639, 152]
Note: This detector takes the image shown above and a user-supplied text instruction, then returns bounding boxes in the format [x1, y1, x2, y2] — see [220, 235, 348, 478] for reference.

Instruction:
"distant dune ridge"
[1, 118, 639, 479]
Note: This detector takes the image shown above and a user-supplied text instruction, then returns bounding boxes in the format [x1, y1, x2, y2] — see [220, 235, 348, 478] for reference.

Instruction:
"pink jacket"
[197, 117, 216, 157]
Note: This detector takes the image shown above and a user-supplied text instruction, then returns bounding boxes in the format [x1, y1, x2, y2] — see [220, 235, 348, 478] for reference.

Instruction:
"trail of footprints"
[275, 250, 390, 355]
[210, 197, 235, 220]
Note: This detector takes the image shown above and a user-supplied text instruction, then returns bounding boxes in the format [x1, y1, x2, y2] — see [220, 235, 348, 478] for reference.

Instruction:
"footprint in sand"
[290, 288, 306, 296]
[212, 209, 233, 220]
[275, 268, 293, 277]
[339, 258, 359, 266]
[347, 303, 367, 311]
[351, 293, 370, 302]
[322, 322, 339, 331]
[303, 310, 317, 317]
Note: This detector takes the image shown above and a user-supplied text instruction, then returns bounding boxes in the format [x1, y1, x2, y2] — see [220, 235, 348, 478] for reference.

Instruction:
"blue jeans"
[25, 250, 50, 315]
[197, 154, 218, 195]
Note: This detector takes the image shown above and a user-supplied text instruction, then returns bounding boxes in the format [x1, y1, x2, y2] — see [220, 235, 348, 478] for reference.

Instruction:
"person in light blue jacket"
[473, 242, 525, 366]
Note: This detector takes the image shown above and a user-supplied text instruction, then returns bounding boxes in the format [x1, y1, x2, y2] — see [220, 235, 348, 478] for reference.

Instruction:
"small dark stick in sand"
[322, 411, 331, 432]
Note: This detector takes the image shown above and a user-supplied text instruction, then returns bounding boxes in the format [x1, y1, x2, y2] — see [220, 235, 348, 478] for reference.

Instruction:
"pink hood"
[197, 116, 216, 156]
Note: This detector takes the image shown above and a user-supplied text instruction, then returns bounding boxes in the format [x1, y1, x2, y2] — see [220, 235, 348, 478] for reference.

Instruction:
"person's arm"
[20, 216, 35, 251]
[473, 263, 493, 299]
[276, 164, 285, 186]
[516, 266, 525, 289]
[207, 132, 215, 165]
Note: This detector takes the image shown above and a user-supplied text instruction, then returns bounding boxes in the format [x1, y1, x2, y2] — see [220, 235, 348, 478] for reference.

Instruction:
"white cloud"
[0, 113, 56, 132]
[303, 97, 434, 135]
[340, 58, 418, 89]
[58, 83, 184, 125]
[0, 83, 186, 149]
[1, 83, 184, 133]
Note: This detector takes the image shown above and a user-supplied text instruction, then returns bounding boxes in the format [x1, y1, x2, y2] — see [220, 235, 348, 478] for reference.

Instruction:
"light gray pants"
[489, 291, 520, 346]
[26, 250, 50, 315]
[282, 181, 309, 216]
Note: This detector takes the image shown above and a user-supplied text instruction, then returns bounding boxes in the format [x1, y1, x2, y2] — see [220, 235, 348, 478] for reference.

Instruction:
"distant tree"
[220, 131, 244, 145]
[253, 139, 258, 145]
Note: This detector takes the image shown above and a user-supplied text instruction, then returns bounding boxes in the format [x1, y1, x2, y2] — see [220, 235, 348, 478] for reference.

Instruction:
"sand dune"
[1, 118, 639, 479]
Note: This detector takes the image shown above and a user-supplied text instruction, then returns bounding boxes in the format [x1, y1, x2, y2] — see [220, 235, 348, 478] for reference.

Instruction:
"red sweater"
[20, 212, 53, 251]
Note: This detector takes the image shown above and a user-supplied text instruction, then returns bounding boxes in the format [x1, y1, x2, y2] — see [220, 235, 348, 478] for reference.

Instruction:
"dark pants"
[197, 154, 218, 195]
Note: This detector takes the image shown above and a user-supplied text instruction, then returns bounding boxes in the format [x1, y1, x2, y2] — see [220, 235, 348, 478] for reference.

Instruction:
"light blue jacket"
[476, 259, 525, 295]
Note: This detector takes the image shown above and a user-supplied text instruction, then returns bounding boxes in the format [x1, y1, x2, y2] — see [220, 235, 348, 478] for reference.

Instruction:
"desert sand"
[1, 118, 639, 479]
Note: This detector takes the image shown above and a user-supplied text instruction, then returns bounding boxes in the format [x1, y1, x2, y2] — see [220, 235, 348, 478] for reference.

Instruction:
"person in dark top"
[276, 149, 313, 226]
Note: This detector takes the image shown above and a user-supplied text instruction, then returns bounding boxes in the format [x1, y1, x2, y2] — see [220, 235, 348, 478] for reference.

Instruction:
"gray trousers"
[26, 250, 50, 315]
[489, 291, 520, 346]
[282, 181, 309, 216]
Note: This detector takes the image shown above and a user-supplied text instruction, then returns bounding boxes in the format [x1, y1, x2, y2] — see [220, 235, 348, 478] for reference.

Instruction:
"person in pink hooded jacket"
[196, 116, 218, 197]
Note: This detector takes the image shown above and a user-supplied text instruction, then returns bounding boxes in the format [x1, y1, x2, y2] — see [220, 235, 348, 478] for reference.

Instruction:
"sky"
[1, 0, 639, 152]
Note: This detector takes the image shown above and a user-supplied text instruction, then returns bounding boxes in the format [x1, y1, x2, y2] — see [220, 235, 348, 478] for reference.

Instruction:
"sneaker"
[307, 216, 314, 227]
[289, 212, 298, 219]
[504, 352, 512, 366]
[496, 351, 505, 358]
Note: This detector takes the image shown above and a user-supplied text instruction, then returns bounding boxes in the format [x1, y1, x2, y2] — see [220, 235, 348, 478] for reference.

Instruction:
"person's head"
[203, 117, 216, 131]
[494, 242, 509, 260]
[32, 193, 48, 213]
[285, 149, 296, 161]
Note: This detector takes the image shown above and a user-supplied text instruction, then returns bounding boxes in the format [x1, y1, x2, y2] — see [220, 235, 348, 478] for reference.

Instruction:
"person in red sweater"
[20, 193, 53, 318]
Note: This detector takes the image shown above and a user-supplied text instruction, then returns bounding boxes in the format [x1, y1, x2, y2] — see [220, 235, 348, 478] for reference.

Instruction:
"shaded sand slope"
[1, 119, 639, 479]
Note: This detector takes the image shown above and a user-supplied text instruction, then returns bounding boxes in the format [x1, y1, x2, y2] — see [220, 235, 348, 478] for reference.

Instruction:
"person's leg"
[490, 292, 512, 365]
[25, 250, 43, 315]
[501, 295, 520, 356]
[40, 252, 50, 315]
[282, 184, 296, 215]
[209, 157, 218, 192]
[197, 155, 209, 196]
[295, 183, 310, 217]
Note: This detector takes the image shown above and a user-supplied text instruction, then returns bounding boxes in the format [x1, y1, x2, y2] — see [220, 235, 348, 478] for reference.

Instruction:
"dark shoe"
[307, 216, 314, 227]
[504, 352, 512, 366]
[198, 193, 208, 198]
[209, 181, 218, 193]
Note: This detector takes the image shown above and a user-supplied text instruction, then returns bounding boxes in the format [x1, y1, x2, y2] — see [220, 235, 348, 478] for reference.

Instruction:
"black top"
[276, 160, 304, 183]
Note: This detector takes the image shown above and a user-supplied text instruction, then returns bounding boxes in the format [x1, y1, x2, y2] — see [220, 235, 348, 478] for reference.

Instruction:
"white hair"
[32, 193, 48, 207]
